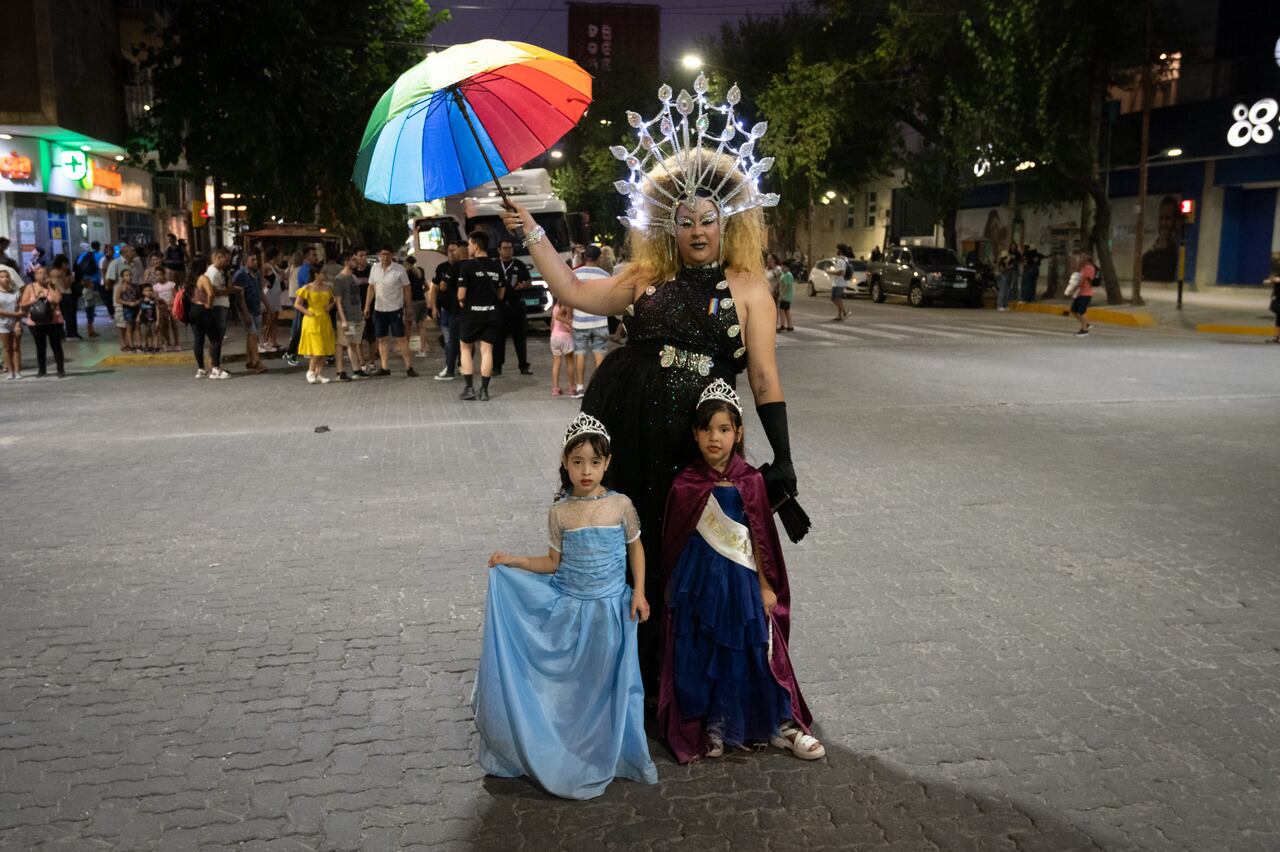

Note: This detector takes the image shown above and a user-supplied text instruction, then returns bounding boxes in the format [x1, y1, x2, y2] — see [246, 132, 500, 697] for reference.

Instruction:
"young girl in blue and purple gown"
[658, 379, 825, 763]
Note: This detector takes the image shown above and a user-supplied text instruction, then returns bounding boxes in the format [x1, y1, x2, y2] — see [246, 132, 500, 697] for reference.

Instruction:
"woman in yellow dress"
[294, 269, 336, 384]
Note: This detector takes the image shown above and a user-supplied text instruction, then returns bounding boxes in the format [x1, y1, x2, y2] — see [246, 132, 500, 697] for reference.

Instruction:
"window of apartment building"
[865, 192, 878, 228]
[845, 204, 855, 229]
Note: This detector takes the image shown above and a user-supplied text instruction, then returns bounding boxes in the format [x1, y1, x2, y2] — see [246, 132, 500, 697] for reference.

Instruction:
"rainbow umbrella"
[354, 39, 592, 204]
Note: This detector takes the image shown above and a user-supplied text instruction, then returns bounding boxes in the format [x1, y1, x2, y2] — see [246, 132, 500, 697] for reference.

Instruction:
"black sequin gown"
[580, 264, 747, 689]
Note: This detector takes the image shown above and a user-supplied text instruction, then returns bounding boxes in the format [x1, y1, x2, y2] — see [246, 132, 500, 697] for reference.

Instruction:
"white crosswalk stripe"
[872, 322, 975, 339]
[969, 323, 1066, 337]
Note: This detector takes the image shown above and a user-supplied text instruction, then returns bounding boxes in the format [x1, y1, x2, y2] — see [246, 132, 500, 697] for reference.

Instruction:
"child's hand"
[761, 587, 778, 615]
[488, 551, 514, 568]
[630, 591, 650, 623]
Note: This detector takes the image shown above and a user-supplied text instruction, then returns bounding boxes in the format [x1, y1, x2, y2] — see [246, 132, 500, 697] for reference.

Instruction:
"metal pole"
[450, 87, 511, 208]
[1130, 0, 1153, 307]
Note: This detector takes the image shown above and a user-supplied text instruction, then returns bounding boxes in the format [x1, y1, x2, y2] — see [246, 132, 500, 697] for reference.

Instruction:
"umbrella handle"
[450, 87, 517, 220]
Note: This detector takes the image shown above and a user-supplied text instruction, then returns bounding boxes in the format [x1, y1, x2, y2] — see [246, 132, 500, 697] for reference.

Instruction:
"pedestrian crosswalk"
[773, 317, 1081, 346]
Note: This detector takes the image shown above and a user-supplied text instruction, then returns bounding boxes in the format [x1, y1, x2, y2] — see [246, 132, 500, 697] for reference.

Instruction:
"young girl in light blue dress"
[474, 413, 658, 799]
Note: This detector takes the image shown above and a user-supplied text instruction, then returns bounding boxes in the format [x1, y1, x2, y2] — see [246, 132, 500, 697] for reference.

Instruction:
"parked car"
[806, 257, 870, 297]
[867, 245, 983, 307]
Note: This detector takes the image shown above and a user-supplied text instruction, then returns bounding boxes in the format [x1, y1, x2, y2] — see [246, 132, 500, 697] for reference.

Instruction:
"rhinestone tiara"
[697, 378, 741, 413]
[563, 412, 610, 448]
[610, 73, 779, 235]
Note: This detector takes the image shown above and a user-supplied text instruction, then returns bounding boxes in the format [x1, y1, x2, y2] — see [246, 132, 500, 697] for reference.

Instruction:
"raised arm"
[501, 202, 636, 316]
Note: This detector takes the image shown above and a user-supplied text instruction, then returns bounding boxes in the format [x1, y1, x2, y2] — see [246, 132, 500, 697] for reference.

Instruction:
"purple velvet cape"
[656, 453, 813, 763]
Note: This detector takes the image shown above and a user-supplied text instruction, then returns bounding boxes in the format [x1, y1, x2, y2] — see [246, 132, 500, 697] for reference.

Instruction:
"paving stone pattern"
[2, 302, 1279, 851]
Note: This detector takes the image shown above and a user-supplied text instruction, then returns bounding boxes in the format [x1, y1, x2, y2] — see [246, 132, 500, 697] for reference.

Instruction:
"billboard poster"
[0, 137, 44, 193]
[1110, 193, 1196, 283]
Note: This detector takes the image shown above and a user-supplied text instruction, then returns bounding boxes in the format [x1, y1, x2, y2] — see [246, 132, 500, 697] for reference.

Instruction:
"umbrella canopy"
[354, 39, 592, 203]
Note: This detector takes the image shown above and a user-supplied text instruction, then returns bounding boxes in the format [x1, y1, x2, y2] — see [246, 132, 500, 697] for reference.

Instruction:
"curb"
[1010, 302, 1158, 327]
[1194, 323, 1276, 336]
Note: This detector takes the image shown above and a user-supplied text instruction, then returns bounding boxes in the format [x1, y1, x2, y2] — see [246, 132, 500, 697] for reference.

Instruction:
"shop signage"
[60, 150, 89, 182]
[56, 150, 123, 194]
[0, 150, 33, 181]
[1228, 98, 1278, 148]
[0, 137, 43, 192]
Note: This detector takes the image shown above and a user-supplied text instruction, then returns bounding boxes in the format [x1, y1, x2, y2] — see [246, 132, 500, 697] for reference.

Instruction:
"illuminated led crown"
[563, 412, 610, 448]
[610, 73, 780, 235]
[697, 378, 741, 413]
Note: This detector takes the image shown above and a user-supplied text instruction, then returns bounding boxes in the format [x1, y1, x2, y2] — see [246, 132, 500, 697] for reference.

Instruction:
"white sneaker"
[317, 375, 331, 384]
[209, 368, 229, 380]
[571, 385, 585, 399]
[4, 374, 13, 381]
[195, 368, 208, 379]
[13, 372, 23, 380]
[306, 371, 317, 384]
[997, 307, 1008, 311]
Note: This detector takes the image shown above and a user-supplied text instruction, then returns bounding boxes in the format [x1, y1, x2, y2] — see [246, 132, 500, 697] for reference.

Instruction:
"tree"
[707, 7, 896, 254]
[132, 0, 447, 246]
[839, 0, 987, 251]
[759, 56, 844, 264]
[958, 0, 1149, 303]
[550, 56, 661, 246]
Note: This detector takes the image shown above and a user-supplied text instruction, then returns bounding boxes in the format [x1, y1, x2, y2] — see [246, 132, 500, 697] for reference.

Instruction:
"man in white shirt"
[362, 246, 417, 377]
[570, 245, 611, 398]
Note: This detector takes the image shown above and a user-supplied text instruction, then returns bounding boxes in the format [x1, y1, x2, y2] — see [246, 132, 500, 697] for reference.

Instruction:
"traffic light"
[1179, 198, 1195, 223]
[191, 200, 208, 227]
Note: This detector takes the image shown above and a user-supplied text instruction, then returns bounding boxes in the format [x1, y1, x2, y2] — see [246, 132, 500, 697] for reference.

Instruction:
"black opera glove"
[756, 401, 797, 500]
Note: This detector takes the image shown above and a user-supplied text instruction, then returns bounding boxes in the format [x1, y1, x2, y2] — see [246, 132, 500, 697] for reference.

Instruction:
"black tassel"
[758, 462, 811, 543]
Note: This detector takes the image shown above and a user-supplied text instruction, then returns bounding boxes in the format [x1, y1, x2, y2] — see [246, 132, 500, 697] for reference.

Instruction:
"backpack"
[74, 251, 98, 280]
[841, 257, 854, 281]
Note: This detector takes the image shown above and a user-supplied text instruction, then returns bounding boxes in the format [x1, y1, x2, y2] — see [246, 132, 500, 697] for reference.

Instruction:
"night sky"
[428, 0, 800, 63]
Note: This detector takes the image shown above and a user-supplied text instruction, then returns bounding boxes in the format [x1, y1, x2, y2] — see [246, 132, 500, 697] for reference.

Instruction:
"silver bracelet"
[521, 226, 546, 248]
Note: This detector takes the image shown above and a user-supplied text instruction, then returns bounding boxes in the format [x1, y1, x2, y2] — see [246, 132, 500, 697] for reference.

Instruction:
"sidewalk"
[1011, 281, 1277, 336]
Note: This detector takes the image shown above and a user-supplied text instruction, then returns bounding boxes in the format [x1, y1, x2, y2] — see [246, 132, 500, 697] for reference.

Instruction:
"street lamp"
[681, 54, 703, 71]
[1165, 147, 1183, 157]
[550, 149, 563, 160]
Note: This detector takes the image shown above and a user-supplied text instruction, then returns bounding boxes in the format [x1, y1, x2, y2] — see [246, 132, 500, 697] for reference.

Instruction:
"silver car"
[807, 257, 870, 297]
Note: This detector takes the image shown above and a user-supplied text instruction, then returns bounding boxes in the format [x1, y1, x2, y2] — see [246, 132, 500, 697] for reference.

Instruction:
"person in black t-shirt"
[405, 256, 430, 356]
[457, 230, 504, 401]
[433, 242, 466, 380]
[493, 238, 533, 376]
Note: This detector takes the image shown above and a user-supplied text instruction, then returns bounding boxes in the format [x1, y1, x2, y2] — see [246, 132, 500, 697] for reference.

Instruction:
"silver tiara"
[610, 74, 779, 235]
[563, 412, 610, 448]
[697, 378, 741, 413]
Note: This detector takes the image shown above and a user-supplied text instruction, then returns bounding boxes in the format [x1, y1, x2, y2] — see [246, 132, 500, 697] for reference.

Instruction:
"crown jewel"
[697, 378, 741, 413]
[563, 412, 610, 448]
[610, 73, 780, 235]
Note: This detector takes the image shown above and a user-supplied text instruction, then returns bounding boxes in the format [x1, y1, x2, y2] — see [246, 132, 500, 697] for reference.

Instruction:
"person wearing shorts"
[548, 302, 574, 396]
[363, 247, 416, 376]
[1070, 251, 1096, 337]
[569, 246, 611, 398]
[456, 230, 504, 400]
[332, 252, 368, 380]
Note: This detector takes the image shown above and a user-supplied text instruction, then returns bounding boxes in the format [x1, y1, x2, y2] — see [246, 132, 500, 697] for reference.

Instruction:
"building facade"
[799, 0, 1280, 289]
[0, 0, 194, 271]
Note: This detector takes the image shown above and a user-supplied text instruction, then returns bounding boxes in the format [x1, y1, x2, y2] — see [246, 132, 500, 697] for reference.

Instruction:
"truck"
[408, 168, 573, 326]
[866, 244, 984, 308]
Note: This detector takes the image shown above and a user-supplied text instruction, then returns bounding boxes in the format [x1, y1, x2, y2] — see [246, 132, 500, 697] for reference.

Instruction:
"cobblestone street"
[2, 301, 1279, 851]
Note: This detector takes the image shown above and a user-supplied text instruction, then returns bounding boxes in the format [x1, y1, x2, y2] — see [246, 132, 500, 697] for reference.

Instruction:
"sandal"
[771, 724, 825, 760]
